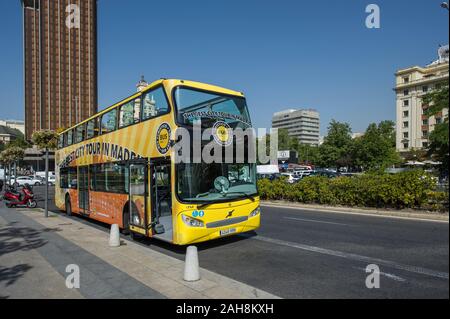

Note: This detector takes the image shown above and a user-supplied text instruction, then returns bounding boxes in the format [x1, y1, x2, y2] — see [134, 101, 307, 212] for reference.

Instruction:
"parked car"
[281, 173, 300, 184]
[10, 176, 43, 187]
[307, 170, 341, 178]
[47, 175, 56, 186]
[257, 173, 282, 181]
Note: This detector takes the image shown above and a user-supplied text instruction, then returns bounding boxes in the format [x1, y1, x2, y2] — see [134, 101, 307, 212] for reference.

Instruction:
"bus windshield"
[174, 87, 252, 128]
[177, 163, 257, 203]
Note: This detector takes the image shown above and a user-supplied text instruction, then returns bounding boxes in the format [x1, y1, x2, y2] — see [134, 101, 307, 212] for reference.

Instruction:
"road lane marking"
[242, 234, 449, 280]
[283, 216, 354, 226]
[261, 204, 449, 224]
[353, 267, 406, 282]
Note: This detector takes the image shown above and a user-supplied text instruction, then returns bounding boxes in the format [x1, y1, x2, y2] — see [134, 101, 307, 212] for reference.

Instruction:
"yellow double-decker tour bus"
[55, 79, 260, 245]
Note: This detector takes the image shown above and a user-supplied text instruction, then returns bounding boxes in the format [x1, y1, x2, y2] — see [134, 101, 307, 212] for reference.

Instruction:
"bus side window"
[87, 118, 99, 139]
[68, 167, 78, 189]
[101, 109, 117, 135]
[119, 97, 141, 128]
[89, 165, 96, 190]
[67, 130, 73, 146]
[60, 168, 68, 188]
[75, 125, 85, 143]
[142, 87, 169, 120]
[58, 135, 64, 149]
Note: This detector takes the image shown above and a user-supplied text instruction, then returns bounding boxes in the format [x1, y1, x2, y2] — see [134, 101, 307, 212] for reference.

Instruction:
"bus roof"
[59, 78, 245, 135]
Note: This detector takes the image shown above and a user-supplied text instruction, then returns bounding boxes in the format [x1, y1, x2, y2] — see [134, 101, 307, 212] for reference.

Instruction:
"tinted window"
[75, 125, 85, 143]
[87, 118, 99, 139]
[60, 168, 69, 188]
[101, 109, 117, 134]
[91, 163, 128, 193]
[67, 130, 73, 145]
[58, 135, 64, 149]
[119, 98, 141, 128]
[142, 87, 169, 120]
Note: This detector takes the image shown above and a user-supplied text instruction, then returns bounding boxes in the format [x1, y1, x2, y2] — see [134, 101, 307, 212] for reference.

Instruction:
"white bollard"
[109, 224, 121, 247]
[184, 246, 200, 282]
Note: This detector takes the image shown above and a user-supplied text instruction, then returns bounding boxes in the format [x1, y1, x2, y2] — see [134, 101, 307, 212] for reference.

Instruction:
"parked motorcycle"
[3, 184, 37, 208]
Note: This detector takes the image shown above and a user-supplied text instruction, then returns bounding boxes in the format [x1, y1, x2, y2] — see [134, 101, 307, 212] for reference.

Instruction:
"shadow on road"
[0, 213, 63, 298]
[0, 264, 32, 287]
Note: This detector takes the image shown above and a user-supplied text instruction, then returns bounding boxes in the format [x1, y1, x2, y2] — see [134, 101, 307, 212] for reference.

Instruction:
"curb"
[261, 201, 449, 222]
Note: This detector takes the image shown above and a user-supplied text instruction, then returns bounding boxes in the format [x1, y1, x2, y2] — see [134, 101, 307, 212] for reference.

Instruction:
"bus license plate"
[220, 228, 237, 236]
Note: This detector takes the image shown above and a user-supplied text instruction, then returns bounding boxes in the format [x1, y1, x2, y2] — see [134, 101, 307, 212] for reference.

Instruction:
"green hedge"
[258, 170, 447, 211]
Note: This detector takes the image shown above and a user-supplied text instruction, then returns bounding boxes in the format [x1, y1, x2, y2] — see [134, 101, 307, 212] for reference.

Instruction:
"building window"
[403, 121, 409, 128]
[403, 142, 409, 149]
[119, 97, 141, 128]
[422, 85, 429, 93]
[142, 87, 169, 120]
[423, 142, 429, 148]
[403, 89, 409, 96]
[403, 132, 409, 139]
[423, 119, 428, 125]
[436, 118, 442, 124]
[403, 111, 409, 118]
[403, 100, 409, 107]
[101, 108, 117, 134]
[422, 131, 428, 138]
[403, 77, 409, 83]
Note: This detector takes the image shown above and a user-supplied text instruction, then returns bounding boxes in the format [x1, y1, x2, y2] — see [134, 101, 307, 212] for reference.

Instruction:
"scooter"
[3, 184, 37, 208]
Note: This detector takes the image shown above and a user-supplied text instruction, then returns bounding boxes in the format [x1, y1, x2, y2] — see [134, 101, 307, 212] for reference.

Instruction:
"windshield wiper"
[224, 192, 256, 202]
[196, 192, 255, 209]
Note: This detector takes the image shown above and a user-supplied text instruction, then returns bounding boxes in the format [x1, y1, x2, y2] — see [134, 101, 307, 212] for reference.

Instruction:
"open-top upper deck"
[59, 79, 245, 136]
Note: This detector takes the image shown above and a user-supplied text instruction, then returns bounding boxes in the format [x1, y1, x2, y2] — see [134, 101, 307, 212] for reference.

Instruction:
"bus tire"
[65, 195, 72, 216]
[121, 205, 130, 235]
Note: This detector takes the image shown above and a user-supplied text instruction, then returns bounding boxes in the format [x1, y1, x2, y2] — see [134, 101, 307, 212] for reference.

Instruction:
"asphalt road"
[32, 186, 449, 298]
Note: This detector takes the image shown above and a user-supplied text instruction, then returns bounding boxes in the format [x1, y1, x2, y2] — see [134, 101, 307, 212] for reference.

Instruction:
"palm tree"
[32, 130, 58, 217]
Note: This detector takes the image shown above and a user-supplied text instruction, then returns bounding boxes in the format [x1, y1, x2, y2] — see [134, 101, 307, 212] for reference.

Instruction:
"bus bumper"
[174, 212, 261, 245]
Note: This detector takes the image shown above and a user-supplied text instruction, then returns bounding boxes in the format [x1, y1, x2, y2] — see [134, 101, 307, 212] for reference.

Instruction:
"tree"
[317, 120, 353, 169]
[422, 81, 449, 173]
[32, 130, 58, 217]
[7, 137, 30, 150]
[352, 121, 401, 171]
[0, 147, 25, 185]
[297, 143, 320, 165]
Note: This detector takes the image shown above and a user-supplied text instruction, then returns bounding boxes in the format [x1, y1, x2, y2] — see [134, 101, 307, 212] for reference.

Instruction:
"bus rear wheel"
[65, 196, 72, 216]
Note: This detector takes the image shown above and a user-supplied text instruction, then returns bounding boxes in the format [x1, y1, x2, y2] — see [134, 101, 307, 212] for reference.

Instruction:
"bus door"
[78, 166, 89, 215]
[128, 160, 148, 235]
[150, 159, 172, 242]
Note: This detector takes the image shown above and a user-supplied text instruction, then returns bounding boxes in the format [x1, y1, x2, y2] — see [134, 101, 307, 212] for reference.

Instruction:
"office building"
[272, 109, 320, 145]
[21, 0, 98, 139]
[394, 45, 449, 152]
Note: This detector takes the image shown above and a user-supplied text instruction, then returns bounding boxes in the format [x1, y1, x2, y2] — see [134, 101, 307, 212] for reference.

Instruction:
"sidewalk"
[0, 204, 279, 299]
[261, 200, 449, 222]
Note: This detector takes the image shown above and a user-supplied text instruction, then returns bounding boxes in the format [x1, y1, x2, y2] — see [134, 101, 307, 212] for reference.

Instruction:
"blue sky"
[0, 0, 448, 135]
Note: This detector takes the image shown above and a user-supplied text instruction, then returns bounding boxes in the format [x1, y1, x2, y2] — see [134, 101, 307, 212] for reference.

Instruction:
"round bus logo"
[213, 121, 233, 146]
[156, 123, 171, 154]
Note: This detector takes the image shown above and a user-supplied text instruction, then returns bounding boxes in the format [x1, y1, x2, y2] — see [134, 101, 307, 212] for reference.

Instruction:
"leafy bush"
[257, 170, 444, 211]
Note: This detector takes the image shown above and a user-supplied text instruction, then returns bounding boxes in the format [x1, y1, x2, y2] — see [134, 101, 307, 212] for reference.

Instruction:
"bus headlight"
[181, 214, 204, 227]
[249, 207, 261, 217]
